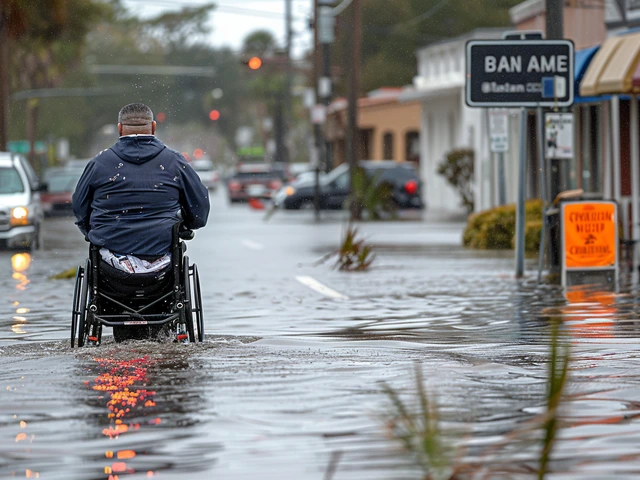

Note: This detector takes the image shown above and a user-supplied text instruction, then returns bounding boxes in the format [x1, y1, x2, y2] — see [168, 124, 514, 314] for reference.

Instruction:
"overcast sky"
[122, 0, 314, 58]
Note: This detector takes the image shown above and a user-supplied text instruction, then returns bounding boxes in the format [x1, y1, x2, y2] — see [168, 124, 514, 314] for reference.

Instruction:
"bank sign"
[466, 40, 574, 107]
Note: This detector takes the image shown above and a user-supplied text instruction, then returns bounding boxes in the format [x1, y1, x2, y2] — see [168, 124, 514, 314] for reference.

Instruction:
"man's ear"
[117, 123, 123, 136]
[151, 121, 157, 135]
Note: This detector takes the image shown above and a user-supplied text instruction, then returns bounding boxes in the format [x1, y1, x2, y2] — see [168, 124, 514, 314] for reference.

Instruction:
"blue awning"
[575, 46, 604, 104]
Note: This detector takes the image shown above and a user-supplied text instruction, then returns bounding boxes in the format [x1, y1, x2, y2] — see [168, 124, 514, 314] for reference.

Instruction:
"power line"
[123, 0, 308, 20]
[394, 0, 451, 28]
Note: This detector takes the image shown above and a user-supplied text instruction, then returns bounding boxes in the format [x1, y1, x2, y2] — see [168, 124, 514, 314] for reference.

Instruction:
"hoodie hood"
[111, 135, 166, 165]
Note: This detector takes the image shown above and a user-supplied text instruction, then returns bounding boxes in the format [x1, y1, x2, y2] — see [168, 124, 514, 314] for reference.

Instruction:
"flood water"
[2, 191, 640, 479]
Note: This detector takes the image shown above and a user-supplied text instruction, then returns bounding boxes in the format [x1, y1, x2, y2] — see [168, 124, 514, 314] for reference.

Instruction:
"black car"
[274, 161, 423, 210]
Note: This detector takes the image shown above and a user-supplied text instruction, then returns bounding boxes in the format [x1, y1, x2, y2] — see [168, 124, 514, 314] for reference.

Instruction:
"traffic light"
[246, 56, 262, 70]
[209, 109, 220, 121]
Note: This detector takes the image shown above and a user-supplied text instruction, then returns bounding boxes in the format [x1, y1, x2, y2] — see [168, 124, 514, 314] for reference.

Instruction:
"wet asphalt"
[1, 190, 640, 479]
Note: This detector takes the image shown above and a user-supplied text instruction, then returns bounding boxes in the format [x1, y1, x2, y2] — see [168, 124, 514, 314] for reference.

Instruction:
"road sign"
[488, 108, 510, 153]
[545, 113, 574, 159]
[561, 200, 618, 287]
[466, 40, 574, 107]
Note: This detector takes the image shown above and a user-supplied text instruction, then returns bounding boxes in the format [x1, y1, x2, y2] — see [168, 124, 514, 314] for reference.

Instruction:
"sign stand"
[560, 200, 618, 287]
[537, 105, 549, 284]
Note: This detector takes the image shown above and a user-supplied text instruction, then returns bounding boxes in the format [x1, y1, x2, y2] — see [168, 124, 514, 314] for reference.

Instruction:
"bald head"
[117, 103, 156, 136]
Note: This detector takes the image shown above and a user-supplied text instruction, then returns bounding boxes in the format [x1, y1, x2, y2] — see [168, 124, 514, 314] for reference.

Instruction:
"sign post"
[561, 200, 618, 287]
[488, 108, 509, 205]
[466, 39, 574, 279]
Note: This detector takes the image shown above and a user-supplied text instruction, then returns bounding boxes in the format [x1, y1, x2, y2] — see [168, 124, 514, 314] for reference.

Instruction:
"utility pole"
[346, 0, 361, 220]
[545, 0, 564, 277]
[318, 1, 335, 171]
[282, 0, 293, 164]
[0, 17, 9, 150]
[313, 0, 322, 218]
[546, 0, 564, 41]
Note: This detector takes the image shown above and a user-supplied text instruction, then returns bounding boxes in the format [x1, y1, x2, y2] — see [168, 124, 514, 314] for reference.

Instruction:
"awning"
[597, 32, 640, 94]
[574, 46, 601, 104]
[580, 36, 624, 97]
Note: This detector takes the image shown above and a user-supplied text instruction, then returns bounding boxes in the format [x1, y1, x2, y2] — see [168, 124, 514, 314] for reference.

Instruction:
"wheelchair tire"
[75, 259, 90, 347]
[183, 256, 196, 343]
[192, 264, 204, 342]
[70, 266, 83, 348]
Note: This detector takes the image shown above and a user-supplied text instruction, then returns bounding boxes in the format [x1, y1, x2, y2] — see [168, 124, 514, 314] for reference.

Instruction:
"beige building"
[510, 0, 606, 50]
[324, 88, 421, 167]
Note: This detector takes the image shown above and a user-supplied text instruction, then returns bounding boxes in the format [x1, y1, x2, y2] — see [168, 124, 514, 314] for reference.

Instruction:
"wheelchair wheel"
[192, 264, 205, 342]
[70, 266, 83, 348]
[183, 256, 196, 342]
[73, 259, 90, 347]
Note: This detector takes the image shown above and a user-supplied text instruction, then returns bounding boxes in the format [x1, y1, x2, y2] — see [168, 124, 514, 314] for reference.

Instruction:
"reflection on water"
[89, 355, 157, 478]
[10, 253, 31, 335]
[79, 345, 220, 479]
[11, 253, 31, 291]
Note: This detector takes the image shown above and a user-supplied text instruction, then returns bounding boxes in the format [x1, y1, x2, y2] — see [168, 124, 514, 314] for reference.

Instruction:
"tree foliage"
[334, 0, 523, 94]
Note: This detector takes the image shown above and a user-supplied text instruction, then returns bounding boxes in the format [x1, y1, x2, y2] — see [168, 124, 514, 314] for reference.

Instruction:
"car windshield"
[320, 163, 349, 185]
[0, 167, 24, 194]
[47, 173, 81, 193]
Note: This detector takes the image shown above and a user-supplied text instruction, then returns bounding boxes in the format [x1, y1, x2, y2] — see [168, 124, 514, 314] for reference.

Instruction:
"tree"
[333, 0, 522, 95]
[2, 0, 108, 164]
[242, 30, 277, 57]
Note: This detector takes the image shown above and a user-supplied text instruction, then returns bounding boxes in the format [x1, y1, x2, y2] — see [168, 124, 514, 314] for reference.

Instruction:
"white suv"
[0, 152, 44, 249]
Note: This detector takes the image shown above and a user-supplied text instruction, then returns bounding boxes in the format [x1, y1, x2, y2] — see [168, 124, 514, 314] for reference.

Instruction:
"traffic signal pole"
[346, 0, 361, 221]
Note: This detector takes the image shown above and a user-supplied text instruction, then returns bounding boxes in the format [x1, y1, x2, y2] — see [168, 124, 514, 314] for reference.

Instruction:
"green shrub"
[463, 199, 543, 254]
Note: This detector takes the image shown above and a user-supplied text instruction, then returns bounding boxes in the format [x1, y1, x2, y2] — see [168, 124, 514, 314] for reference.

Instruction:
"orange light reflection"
[88, 356, 161, 478]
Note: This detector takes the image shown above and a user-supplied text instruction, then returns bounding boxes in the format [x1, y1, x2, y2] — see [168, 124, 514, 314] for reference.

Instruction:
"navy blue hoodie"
[72, 136, 210, 256]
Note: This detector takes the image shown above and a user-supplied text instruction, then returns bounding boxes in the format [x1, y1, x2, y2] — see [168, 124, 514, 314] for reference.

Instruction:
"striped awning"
[580, 37, 624, 97]
[581, 32, 640, 96]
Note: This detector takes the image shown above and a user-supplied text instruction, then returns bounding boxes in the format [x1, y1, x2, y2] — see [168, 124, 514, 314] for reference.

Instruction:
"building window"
[406, 131, 420, 164]
[383, 132, 394, 160]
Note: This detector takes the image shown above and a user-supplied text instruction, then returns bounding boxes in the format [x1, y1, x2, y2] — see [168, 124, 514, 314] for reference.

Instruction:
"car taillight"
[229, 181, 242, 191]
[269, 180, 282, 190]
[404, 180, 418, 195]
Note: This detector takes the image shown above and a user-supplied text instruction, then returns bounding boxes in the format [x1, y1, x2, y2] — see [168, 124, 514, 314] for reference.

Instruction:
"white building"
[400, 28, 522, 219]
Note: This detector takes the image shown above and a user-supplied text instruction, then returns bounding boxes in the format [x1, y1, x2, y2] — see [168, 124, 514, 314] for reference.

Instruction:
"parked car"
[191, 159, 219, 191]
[274, 161, 423, 210]
[41, 167, 84, 216]
[0, 152, 45, 249]
[227, 163, 284, 202]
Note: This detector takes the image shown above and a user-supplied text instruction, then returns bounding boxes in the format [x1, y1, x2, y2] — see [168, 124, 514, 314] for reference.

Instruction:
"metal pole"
[516, 107, 527, 278]
[546, 0, 564, 40]
[630, 97, 639, 283]
[498, 152, 507, 205]
[313, 0, 321, 219]
[537, 106, 548, 283]
[322, 42, 332, 171]
[282, 0, 292, 163]
[611, 96, 622, 223]
[346, 0, 361, 220]
[603, 102, 612, 199]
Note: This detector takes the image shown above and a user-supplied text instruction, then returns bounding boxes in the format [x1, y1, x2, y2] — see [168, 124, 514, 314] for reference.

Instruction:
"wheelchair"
[70, 222, 204, 347]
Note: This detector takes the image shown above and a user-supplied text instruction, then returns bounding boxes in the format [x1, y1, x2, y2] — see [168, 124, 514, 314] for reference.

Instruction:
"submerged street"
[1, 191, 640, 479]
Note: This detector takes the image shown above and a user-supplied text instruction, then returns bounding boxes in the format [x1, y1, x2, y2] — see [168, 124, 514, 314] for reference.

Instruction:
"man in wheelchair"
[70, 103, 210, 346]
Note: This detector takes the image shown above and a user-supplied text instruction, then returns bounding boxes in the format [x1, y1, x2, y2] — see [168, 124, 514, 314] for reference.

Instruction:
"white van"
[0, 152, 44, 249]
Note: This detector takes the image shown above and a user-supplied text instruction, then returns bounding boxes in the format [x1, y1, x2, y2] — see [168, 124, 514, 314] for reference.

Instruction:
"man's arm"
[71, 161, 97, 237]
[178, 156, 210, 229]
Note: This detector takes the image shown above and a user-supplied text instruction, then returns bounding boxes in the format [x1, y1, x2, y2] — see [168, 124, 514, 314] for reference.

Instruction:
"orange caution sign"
[562, 201, 617, 269]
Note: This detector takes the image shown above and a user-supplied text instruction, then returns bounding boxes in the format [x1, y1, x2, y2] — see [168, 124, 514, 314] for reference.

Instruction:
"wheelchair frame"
[71, 223, 204, 347]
